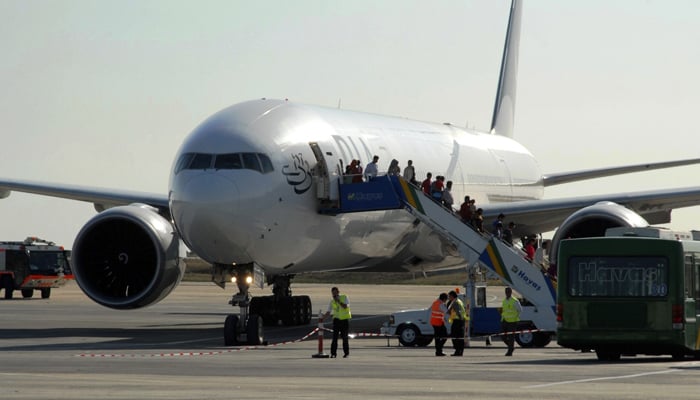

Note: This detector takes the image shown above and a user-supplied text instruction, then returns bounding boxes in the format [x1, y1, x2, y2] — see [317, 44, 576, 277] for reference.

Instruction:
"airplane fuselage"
[169, 99, 543, 275]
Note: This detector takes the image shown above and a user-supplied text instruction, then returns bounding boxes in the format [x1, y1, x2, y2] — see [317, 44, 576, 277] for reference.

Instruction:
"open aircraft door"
[309, 142, 341, 201]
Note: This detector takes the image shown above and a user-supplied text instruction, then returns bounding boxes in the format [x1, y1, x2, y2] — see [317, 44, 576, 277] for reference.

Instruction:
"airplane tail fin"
[489, 0, 522, 138]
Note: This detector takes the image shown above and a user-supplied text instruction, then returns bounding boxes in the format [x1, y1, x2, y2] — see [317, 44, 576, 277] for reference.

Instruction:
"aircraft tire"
[21, 289, 33, 298]
[224, 314, 239, 346]
[246, 314, 264, 345]
[41, 288, 51, 299]
[299, 295, 312, 325]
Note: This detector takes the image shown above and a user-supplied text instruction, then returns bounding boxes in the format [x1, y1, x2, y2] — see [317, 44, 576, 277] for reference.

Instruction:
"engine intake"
[549, 201, 649, 274]
[72, 204, 185, 309]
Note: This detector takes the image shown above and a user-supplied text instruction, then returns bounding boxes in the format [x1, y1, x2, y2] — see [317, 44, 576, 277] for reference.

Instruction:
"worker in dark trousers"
[322, 286, 352, 358]
[447, 290, 466, 356]
[501, 287, 522, 356]
[430, 293, 449, 356]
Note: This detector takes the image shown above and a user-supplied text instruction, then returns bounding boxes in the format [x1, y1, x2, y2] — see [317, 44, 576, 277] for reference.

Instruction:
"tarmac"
[0, 281, 698, 399]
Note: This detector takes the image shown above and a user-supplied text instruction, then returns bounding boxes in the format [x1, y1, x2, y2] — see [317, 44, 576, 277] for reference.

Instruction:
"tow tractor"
[0, 236, 73, 299]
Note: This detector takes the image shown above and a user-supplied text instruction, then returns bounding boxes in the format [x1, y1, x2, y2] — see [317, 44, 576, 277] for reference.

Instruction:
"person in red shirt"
[459, 196, 472, 223]
[431, 175, 445, 202]
[421, 172, 433, 195]
[524, 238, 536, 261]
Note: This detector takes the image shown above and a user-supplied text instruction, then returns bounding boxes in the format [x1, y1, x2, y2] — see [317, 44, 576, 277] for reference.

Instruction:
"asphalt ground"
[0, 281, 698, 399]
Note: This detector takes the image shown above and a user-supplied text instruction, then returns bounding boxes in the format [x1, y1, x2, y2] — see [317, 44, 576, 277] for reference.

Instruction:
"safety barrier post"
[464, 301, 471, 348]
[311, 310, 330, 358]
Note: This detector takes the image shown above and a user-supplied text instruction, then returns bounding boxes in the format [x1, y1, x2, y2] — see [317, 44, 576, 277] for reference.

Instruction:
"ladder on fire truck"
[320, 175, 557, 331]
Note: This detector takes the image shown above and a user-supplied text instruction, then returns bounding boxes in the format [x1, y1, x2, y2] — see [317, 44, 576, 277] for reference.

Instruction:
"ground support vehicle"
[557, 227, 700, 361]
[381, 283, 553, 348]
[0, 237, 73, 299]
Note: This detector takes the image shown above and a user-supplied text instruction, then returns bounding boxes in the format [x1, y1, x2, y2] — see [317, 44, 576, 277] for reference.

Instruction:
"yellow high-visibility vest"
[501, 297, 520, 322]
[448, 298, 466, 323]
[331, 294, 352, 320]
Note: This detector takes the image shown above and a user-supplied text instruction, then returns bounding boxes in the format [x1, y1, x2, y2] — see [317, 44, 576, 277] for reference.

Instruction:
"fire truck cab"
[0, 237, 73, 299]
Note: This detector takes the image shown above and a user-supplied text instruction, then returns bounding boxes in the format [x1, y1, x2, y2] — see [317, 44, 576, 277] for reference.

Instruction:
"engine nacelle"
[72, 204, 185, 309]
[549, 201, 649, 273]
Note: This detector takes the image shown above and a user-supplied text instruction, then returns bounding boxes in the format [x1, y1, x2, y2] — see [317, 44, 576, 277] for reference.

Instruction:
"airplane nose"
[170, 172, 245, 260]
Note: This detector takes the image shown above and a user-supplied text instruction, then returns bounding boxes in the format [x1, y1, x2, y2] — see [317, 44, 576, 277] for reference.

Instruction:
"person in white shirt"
[442, 180, 454, 210]
[534, 240, 549, 272]
[364, 155, 379, 181]
[403, 160, 416, 184]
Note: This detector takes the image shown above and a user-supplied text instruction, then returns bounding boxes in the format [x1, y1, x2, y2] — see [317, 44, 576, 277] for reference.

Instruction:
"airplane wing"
[482, 186, 700, 234]
[542, 158, 700, 186]
[0, 178, 170, 216]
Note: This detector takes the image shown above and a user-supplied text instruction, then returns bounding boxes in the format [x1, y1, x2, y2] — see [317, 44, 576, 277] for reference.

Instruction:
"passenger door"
[309, 142, 341, 201]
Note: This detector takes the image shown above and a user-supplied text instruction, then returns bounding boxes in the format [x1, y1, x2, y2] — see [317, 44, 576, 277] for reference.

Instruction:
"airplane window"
[214, 153, 243, 169]
[241, 153, 262, 172]
[190, 153, 213, 169]
[259, 153, 274, 173]
[174, 153, 195, 174]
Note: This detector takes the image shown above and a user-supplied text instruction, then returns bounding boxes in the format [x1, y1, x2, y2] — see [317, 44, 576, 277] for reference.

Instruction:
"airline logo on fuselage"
[282, 153, 312, 194]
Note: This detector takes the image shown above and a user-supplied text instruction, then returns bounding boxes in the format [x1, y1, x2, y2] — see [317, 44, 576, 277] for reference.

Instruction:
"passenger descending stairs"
[325, 175, 557, 330]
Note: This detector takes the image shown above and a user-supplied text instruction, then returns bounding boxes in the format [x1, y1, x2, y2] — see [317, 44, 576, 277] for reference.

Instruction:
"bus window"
[684, 255, 695, 299]
[695, 255, 700, 301]
[567, 256, 668, 297]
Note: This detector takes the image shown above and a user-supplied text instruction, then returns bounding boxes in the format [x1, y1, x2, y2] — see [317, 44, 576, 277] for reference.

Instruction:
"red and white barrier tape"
[318, 326, 388, 338]
[484, 328, 544, 337]
[76, 327, 321, 358]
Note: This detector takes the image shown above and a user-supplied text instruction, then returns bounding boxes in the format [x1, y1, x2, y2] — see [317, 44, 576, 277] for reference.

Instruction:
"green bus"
[556, 228, 700, 361]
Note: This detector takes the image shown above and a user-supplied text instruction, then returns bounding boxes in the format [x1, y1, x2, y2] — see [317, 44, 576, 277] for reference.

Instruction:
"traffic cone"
[312, 310, 330, 358]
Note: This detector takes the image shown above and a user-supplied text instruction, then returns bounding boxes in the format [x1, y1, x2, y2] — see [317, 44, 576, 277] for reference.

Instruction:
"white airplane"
[2, 0, 700, 344]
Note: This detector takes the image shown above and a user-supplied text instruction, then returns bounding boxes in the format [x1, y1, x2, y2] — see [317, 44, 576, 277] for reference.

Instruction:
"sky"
[1, 0, 700, 248]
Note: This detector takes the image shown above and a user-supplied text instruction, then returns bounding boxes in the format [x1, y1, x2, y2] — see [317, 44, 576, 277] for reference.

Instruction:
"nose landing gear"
[216, 263, 312, 346]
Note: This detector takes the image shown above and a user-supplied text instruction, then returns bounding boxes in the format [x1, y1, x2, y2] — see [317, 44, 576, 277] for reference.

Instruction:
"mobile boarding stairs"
[318, 175, 557, 334]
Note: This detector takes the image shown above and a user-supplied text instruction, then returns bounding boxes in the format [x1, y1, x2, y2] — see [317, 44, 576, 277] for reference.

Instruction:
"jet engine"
[72, 204, 185, 309]
[549, 201, 650, 273]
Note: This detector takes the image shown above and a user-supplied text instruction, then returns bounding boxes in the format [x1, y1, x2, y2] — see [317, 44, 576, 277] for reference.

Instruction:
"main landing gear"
[217, 263, 312, 346]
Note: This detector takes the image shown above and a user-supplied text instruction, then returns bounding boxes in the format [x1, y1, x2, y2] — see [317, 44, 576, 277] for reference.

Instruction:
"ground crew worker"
[501, 287, 522, 356]
[447, 290, 466, 356]
[430, 293, 449, 356]
[321, 286, 352, 358]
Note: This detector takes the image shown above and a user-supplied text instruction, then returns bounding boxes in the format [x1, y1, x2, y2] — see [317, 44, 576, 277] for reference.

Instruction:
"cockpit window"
[190, 153, 213, 169]
[214, 153, 242, 169]
[259, 153, 274, 173]
[175, 152, 274, 174]
[241, 153, 262, 172]
[174, 153, 195, 174]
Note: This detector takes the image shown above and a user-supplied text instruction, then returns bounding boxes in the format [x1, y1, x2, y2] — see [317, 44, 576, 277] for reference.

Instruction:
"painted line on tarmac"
[522, 369, 675, 389]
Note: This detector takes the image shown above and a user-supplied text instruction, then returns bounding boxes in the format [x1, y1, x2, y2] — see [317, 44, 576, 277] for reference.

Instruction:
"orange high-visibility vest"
[430, 299, 445, 326]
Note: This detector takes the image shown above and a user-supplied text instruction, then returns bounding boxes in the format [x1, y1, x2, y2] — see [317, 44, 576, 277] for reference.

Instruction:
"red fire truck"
[0, 237, 73, 299]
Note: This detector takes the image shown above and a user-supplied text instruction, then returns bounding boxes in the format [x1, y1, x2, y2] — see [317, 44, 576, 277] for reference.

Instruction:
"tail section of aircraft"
[490, 0, 522, 138]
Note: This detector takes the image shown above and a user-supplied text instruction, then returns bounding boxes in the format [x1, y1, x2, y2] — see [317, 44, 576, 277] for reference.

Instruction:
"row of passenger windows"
[174, 152, 274, 174]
